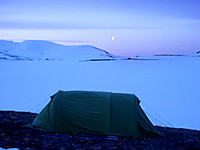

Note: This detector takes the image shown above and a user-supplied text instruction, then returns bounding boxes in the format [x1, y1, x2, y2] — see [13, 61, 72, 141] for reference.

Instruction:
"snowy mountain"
[0, 40, 117, 61]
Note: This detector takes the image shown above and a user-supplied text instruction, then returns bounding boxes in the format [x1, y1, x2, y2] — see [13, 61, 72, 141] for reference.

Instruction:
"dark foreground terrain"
[0, 111, 200, 150]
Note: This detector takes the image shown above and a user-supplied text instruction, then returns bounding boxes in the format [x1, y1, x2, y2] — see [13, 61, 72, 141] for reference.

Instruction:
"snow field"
[0, 57, 199, 130]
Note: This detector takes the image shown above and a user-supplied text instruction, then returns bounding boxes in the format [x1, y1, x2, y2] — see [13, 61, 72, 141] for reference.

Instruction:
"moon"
[112, 36, 115, 41]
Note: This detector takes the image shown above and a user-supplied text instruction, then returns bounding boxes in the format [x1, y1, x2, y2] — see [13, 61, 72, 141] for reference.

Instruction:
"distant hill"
[0, 40, 117, 61]
[154, 54, 185, 56]
[197, 51, 200, 56]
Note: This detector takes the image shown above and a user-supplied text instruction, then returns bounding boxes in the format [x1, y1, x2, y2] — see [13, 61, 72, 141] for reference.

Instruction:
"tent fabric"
[31, 90, 161, 137]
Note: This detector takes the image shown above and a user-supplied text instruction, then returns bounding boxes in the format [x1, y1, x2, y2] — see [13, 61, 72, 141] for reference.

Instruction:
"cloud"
[1, 16, 200, 31]
[0, 0, 200, 30]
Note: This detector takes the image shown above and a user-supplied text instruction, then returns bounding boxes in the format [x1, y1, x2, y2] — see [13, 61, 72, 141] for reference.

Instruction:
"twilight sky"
[0, 0, 200, 56]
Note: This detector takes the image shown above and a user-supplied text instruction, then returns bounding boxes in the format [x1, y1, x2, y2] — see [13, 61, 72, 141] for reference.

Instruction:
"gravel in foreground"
[0, 111, 200, 150]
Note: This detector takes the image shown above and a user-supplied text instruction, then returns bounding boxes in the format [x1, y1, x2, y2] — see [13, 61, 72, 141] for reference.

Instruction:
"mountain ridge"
[0, 40, 117, 61]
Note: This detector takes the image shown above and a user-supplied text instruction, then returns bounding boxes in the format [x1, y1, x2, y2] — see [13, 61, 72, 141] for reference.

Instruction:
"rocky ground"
[0, 110, 200, 150]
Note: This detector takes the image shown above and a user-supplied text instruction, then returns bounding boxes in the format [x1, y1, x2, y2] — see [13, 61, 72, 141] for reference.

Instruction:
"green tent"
[31, 90, 161, 137]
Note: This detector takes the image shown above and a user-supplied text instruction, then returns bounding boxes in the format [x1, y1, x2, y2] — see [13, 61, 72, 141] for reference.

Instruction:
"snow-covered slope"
[0, 40, 117, 61]
[0, 56, 200, 130]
